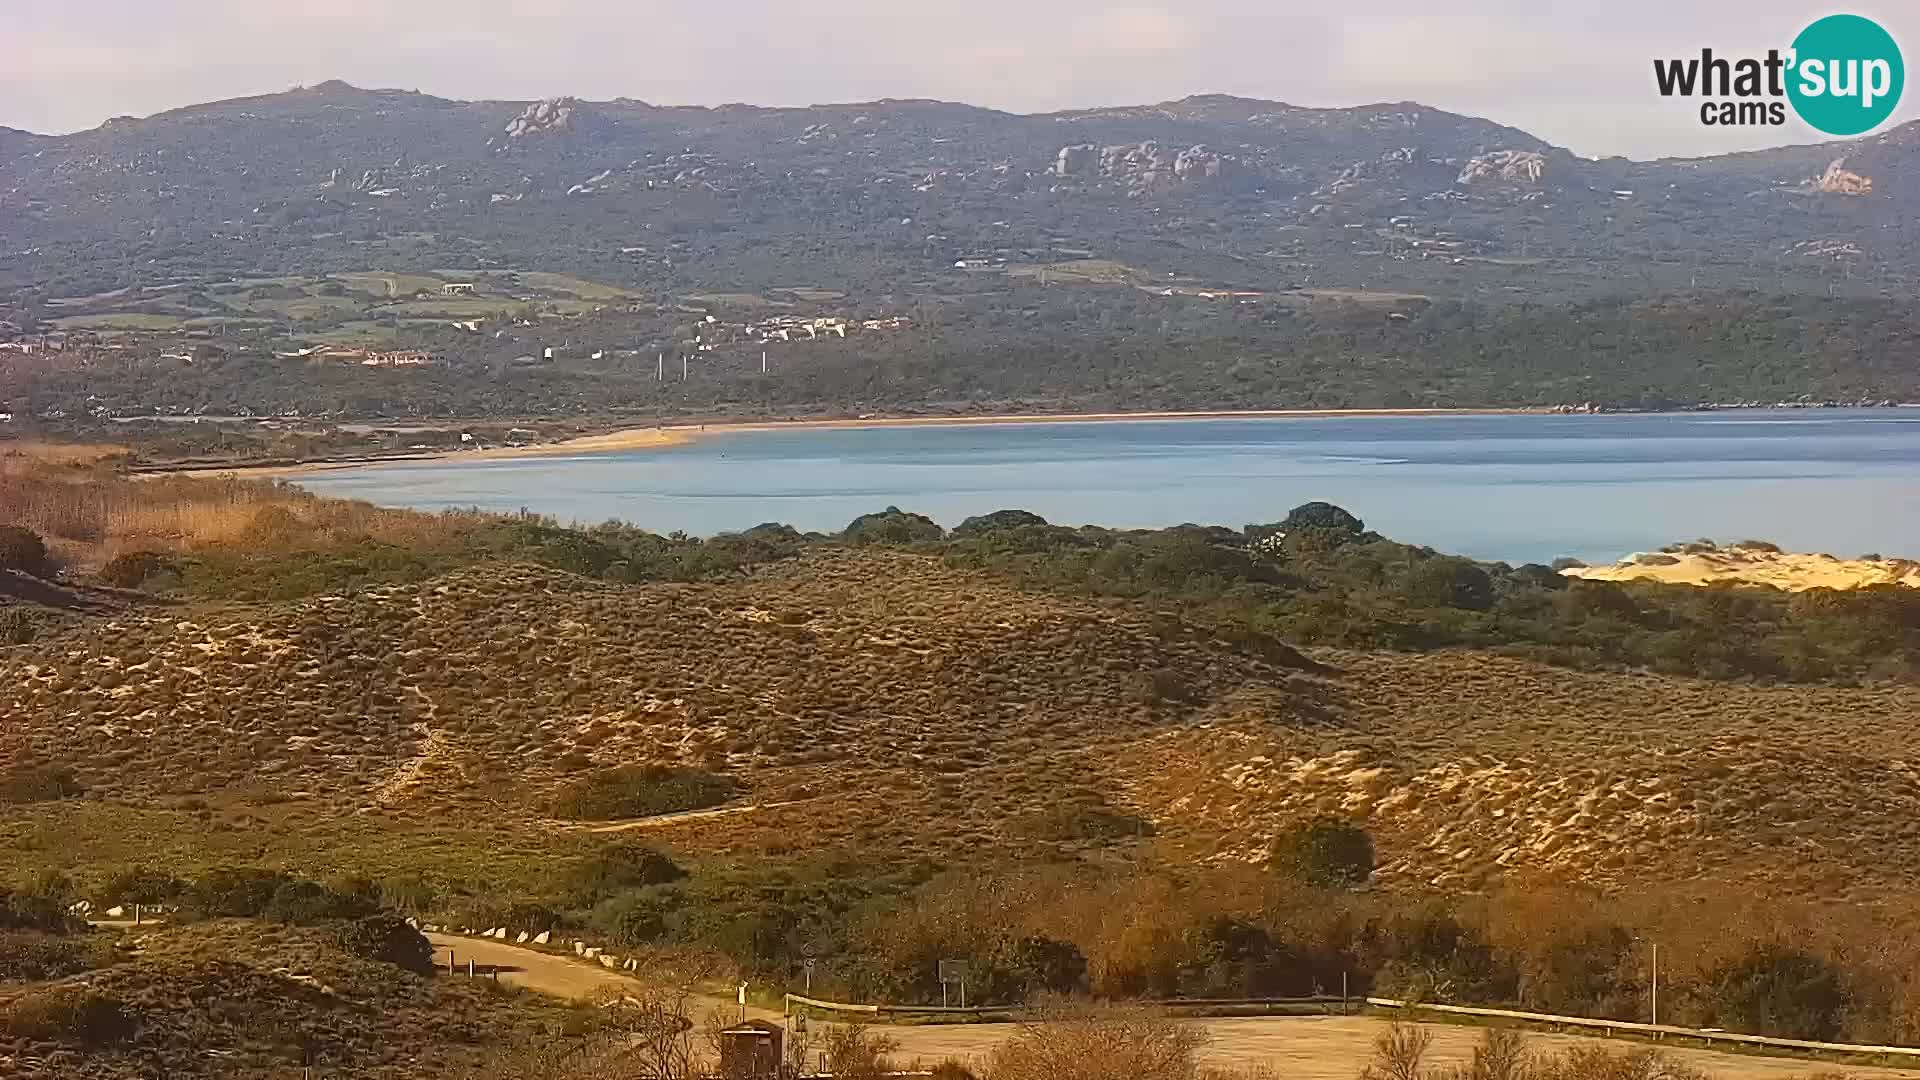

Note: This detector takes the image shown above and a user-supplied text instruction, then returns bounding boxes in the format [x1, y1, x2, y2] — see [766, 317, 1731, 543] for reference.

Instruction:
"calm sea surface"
[295, 410, 1920, 565]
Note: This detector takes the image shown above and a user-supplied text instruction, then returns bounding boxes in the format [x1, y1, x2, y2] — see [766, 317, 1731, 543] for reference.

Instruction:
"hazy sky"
[9, 1, 1920, 159]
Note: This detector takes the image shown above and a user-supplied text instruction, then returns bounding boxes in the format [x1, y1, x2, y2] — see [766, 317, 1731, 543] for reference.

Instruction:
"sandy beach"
[143, 406, 1531, 479]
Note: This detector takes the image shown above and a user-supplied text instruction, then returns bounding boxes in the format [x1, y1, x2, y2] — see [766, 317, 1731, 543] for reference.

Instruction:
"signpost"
[938, 959, 969, 1009]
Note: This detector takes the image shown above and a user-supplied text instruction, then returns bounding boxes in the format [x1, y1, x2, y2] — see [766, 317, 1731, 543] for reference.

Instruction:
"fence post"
[448, 950, 455, 976]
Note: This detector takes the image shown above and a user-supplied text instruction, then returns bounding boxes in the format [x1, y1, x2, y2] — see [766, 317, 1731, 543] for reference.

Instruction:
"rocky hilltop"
[8, 83, 1920, 308]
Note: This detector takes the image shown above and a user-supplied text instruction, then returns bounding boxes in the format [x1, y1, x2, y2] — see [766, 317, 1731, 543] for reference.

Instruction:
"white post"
[656, 352, 663, 381]
[681, 354, 688, 381]
[1652, 942, 1659, 1028]
[761, 350, 768, 374]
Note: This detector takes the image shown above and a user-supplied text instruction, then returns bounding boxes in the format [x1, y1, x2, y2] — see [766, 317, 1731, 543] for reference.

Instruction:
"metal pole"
[468, 959, 475, 979]
[1652, 943, 1659, 1028]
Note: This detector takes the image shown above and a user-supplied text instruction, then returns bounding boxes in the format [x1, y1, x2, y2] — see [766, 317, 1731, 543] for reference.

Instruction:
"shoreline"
[143, 406, 1537, 479]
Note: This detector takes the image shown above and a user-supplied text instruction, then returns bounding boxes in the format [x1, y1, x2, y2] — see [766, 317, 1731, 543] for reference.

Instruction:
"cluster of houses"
[272, 344, 437, 367]
[695, 314, 910, 348]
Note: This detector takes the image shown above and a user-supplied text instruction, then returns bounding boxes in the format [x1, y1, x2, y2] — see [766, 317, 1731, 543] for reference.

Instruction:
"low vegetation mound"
[552, 765, 738, 821]
[0, 921, 569, 1079]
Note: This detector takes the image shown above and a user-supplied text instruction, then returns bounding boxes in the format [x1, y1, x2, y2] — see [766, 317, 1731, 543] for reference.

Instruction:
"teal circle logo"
[1787, 14, 1904, 136]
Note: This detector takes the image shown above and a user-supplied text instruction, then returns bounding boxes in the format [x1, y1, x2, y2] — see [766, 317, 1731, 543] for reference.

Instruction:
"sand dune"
[1564, 546, 1920, 591]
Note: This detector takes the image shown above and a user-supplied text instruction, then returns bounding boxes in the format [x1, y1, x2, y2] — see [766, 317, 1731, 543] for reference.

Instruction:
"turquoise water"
[295, 410, 1920, 565]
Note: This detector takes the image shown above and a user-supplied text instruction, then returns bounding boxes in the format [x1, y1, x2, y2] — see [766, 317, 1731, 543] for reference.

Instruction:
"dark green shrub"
[1404, 557, 1495, 611]
[0, 931, 111, 981]
[0, 889, 72, 932]
[0, 606, 41, 645]
[184, 868, 291, 918]
[1281, 502, 1365, 534]
[1708, 942, 1847, 1040]
[97, 550, 179, 589]
[97, 866, 185, 908]
[551, 765, 737, 821]
[333, 914, 435, 975]
[0, 987, 137, 1046]
[1272, 817, 1375, 887]
[566, 841, 687, 902]
[952, 510, 1050, 537]
[842, 506, 943, 545]
[1374, 908, 1516, 1004]
[0, 765, 84, 805]
[591, 889, 681, 947]
[263, 880, 372, 925]
[0, 526, 50, 577]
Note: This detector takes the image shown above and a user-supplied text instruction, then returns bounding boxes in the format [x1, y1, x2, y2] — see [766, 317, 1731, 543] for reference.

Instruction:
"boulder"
[516, 931, 530, 943]
[600, 954, 617, 968]
[584, 947, 602, 959]
[574, 942, 586, 956]
[106, 906, 125, 918]
[533, 931, 551, 945]
[625, 958, 638, 971]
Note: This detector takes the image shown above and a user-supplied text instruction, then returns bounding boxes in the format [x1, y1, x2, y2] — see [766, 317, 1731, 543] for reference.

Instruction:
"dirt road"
[425, 935, 1920, 1080]
[426, 934, 780, 1022]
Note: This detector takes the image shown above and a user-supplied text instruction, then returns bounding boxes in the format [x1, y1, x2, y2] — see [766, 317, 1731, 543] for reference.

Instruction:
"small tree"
[1272, 817, 1375, 887]
[333, 914, 435, 975]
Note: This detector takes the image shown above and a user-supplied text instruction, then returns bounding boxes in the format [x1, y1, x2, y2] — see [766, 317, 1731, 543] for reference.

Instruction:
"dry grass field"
[5, 543, 1918, 904]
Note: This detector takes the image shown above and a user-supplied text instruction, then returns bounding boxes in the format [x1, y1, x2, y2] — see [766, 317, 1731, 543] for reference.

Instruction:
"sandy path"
[425, 936, 1919, 1080]
[880, 1016, 1920, 1080]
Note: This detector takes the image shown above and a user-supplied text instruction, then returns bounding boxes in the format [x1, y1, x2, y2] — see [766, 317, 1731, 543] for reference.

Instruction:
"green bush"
[565, 841, 687, 902]
[1282, 502, 1365, 534]
[842, 506, 944, 545]
[952, 509, 1050, 537]
[332, 914, 435, 975]
[1708, 942, 1847, 1040]
[0, 930, 112, 981]
[0, 526, 50, 577]
[1404, 557, 1496, 611]
[0, 765, 84, 805]
[97, 550, 180, 589]
[262, 880, 373, 925]
[0, 987, 137, 1046]
[0, 887, 72, 933]
[591, 888, 681, 947]
[1272, 817, 1375, 887]
[97, 866, 185, 907]
[183, 868, 291, 918]
[0, 606, 42, 645]
[551, 765, 737, 821]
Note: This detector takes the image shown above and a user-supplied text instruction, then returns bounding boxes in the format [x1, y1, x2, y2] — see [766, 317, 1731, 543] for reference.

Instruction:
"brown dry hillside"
[4, 547, 1917, 896]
